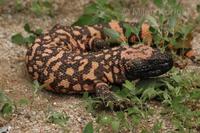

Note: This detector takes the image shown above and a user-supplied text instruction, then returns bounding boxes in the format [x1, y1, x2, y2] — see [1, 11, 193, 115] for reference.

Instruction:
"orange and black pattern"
[25, 20, 173, 95]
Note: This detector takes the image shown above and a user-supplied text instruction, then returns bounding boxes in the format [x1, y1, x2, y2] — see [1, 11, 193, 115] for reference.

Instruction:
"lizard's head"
[121, 45, 173, 80]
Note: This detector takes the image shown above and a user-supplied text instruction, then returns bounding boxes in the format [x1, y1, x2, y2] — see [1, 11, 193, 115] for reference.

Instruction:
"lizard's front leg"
[95, 82, 132, 109]
[95, 82, 116, 102]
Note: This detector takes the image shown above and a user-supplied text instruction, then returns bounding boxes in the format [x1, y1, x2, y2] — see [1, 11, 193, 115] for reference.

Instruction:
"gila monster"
[25, 20, 173, 102]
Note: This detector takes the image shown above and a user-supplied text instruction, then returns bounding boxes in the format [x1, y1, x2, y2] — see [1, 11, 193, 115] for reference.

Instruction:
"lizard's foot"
[95, 82, 133, 110]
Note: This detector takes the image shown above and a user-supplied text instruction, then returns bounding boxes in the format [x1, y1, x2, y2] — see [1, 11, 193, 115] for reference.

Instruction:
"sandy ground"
[0, 0, 199, 133]
[0, 1, 94, 133]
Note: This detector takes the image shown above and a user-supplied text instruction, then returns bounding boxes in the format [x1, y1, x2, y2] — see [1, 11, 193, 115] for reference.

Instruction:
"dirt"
[0, 0, 94, 133]
[0, 0, 199, 133]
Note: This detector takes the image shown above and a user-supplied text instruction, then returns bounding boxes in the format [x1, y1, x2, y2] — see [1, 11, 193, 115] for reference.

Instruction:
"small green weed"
[145, 0, 198, 52]
[14, 0, 24, 12]
[0, 90, 31, 120]
[1, 0, 54, 16]
[0, 0, 5, 5]
[0, 90, 14, 118]
[83, 122, 94, 133]
[17, 98, 30, 106]
[103, 27, 121, 41]
[32, 80, 44, 95]
[1, 103, 14, 118]
[73, 0, 123, 26]
[141, 121, 163, 133]
[83, 68, 200, 132]
[47, 111, 69, 127]
[30, 0, 54, 17]
[11, 23, 43, 46]
[96, 114, 121, 132]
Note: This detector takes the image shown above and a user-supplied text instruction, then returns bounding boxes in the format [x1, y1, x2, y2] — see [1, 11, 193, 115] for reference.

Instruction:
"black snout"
[145, 50, 173, 77]
[125, 50, 173, 80]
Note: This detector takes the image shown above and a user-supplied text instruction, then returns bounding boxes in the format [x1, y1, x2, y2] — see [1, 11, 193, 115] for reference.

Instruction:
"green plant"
[11, 23, 43, 46]
[82, 67, 200, 132]
[133, 69, 200, 131]
[47, 111, 69, 127]
[30, 0, 54, 17]
[0, 90, 14, 118]
[32, 80, 45, 94]
[146, 0, 200, 53]
[83, 122, 94, 133]
[0, 90, 32, 120]
[0, 0, 5, 5]
[1, 0, 54, 16]
[141, 121, 163, 133]
[1, 103, 13, 117]
[73, 0, 123, 26]
[103, 27, 120, 40]
[96, 113, 121, 132]
[14, 0, 23, 12]
[17, 98, 30, 106]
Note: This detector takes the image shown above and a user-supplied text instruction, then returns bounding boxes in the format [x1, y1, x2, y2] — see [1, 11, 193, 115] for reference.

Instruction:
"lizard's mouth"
[125, 50, 173, 80]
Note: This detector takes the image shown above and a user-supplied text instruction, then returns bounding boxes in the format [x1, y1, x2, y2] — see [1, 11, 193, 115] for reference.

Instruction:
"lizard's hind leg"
[90, 38, 114, 52]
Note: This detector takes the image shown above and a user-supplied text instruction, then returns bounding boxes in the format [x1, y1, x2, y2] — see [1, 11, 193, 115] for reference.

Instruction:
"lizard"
[25, 20, 173, 103]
